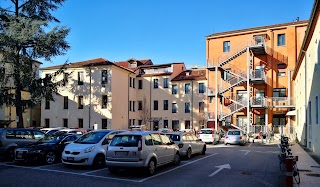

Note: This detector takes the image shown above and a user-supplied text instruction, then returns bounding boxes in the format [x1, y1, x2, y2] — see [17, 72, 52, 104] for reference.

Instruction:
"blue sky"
[43, 0, 314, 68]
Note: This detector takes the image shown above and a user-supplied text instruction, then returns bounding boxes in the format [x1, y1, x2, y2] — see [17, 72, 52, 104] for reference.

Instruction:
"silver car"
[106, 131, 181, 176]
[166, 132, 206, 159]
[224, 129, 247, 146]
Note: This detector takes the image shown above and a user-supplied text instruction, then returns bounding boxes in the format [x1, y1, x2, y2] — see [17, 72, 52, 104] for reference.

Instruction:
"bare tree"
[139, 95, 150, 128]
[197, 111, 207, 130]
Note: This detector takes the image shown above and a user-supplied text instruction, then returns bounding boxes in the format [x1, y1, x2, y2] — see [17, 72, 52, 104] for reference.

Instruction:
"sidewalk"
[290, 142, 320, 186]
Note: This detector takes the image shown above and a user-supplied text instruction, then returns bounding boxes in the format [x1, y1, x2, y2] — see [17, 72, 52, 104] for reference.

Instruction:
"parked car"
[129, 125, 147, 131]
[106, 131, 181, 176]
[157, 128, 173, 133]
[40, 127, 65, 135]
[224, 129, 247, 146]
[57, 129, 84, 135]
[0, 128, 46, 160]
[198, 128, 220, 144]
[166, 132, 206, 159]
[14, 134, 81, 164]
[61, 130, 126, 168]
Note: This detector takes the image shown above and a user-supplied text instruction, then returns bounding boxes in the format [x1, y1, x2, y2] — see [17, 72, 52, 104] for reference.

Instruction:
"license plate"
[67, 157, 74, 161]
[16, 154, 22, 158]
[115, 151, 128, 156]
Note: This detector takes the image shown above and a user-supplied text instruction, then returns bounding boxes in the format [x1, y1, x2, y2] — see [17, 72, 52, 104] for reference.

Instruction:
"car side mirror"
[197, 139, 202, 141]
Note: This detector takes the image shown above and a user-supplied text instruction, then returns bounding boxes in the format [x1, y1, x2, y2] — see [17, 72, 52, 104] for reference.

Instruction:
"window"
[45, 98, 50, 109]
[101, 70, 108, 84]
[78, 119, 83, 128]
[316, 96, 319, 125]
[102, 95, 108, 109]
[145, 135, 153, 146]
[154, 79, 158, 89]
[172, 120, 179, 131]
[45, 119, 50, 128]
[277, 63, 286, 77]
[133, 101, 135, 111]
[63, 119, 68, 128]
[160, 134, 171, 144]
[222, 68, 232, 80]
[199, 102, 205, 112]
[163, 100, 168, 110]
[255, 115, 265, 125]
[129, 77, 132, 87]
[172, 84, 178, 94]
[129, 101, 132, 111]
[172, 103, 177, 113]
[185, 83, 191, 94]
[163, 120, 168, 128]
[102, 119, 108, 129]
[199, 83, 205, 93]
[15, 130, 33, 139]
[78, 96, 83, 109]
[78, 71, 84, 85]
[138, 80, 143, 89]
[63, 96, 68, 109]
[129, 119, 131, 127]
[277, 34, 286, 46]
[185, 120, 191, 129]
[223, 41, 230, 52]
[154, 100, 158, 110]
[33, 131, 45, 139]
[273, 88, 286, 97]
[132, 119, 135, 126]
[272, 115, 286, 126]
[63, 72, 69, 86]
[185, 102, 190, 113]
[138, 101, 142, 110]
[163, 78, 169, 88]
[151, 134, 162, 145]
[309, 101, 312, 126]
[138, 120, 142, 125]
[133, 78, 135, 88]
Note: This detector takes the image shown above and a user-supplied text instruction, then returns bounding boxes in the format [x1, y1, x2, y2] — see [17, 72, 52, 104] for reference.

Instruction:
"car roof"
[116, 131, 164, 136]
[166, 132, 183, 135]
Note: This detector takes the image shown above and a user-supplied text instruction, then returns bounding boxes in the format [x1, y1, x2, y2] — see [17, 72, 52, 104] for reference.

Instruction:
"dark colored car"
[14, 134, 80, 164]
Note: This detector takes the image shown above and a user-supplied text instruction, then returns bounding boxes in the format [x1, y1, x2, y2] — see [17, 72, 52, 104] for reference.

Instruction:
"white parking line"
[35, 163, 63, 168]
[277, 144, 281, 148]
[248, 142, 253, 147]
[0, 163, 141, 183]
[82, 167, 109, 174]
[138, 153, 218, 182]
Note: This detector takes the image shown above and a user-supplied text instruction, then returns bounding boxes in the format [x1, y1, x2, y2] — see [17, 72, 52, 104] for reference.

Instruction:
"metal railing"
[266, 97, 295, 107]
[251, 96, 266, 106]
[207, 37, 265, 67]
[219, 76, 246, 93]
[251, 69, 266, 80]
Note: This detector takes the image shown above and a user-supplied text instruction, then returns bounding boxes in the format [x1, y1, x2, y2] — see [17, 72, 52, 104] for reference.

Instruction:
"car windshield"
[74, 131, 109, 144]
[110, 135, 139, 147]
[167, 134, 180, 141]
[41, 130, 49, 133]
[47, 129, 59, 135]
[38, 135, 65, 143]
[228, 131, 240, 135]
[201, 130, 213, 134]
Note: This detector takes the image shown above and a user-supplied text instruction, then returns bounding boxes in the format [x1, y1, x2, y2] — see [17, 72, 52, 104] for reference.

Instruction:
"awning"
[286, 110, 296, 116]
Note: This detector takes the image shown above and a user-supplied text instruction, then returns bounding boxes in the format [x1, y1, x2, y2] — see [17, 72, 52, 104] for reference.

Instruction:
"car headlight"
[30, 150, 42, 153]
[84, 146, 95, 153]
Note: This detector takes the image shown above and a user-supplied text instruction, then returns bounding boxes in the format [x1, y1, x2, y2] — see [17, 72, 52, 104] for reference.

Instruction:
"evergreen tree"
[0, 0, 70, 128]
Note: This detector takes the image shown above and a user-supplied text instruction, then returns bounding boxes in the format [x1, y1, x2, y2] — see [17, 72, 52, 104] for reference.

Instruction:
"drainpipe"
[215, 66, 218, 130]
[89, 66, 92, 129]
[303, 50, 307, 146]
[246, 47, 250, 136]
[191, 80, 194, 130]
[150, 76, 152, 130]
[287, 69, 294, 135]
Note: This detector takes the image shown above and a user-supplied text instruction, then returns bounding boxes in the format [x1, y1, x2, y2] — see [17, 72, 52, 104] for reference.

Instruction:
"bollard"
[285, 157, 294, 187]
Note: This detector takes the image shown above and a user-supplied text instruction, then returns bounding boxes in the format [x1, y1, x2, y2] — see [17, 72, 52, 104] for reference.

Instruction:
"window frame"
[63, 96, 68, 109]
[138, 80, 143, 89]
[153, 79, 159, 89]
[78, 96, 84, 109]
[78, 71, 84, 85]
[78, 119, 83, 128]
[163, 100, 168, 110]
[102, 95, 108, 109]
[277, 34, 286, 46]
[45, 98, 50, 109]
[163, 78, 169, 88]
[154, 100, 158, 110]
[185, 83, 191, 94]
[63, 118, 68, 128]
[138, 101, 143, 110]
[172, 103, 177, 113]
[172, 84, 178, 94]
[199, 83, 205, 93]
[223, 41, 230, 52]
[101, 70, 108, 84]
[185, 102, 190, 113]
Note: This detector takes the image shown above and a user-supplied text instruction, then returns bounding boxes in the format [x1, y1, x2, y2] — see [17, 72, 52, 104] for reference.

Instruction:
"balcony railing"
[266, 97, 295, 107]
[251, 69, 266, 80]
[251, 96, 266, 106]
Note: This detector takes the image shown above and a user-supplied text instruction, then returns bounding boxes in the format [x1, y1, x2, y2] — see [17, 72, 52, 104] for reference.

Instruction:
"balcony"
[266, 97, 295, 108]
[250, 69, 266, 84]
[251, 96, 266, 108]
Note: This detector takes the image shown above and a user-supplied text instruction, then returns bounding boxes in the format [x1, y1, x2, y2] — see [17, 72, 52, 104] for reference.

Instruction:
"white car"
[198, 128, 220, 144]
[166, 132, 206, 159]
[40, 127, 65, 135]
[61, 130, 126, 168]
[58, 129, 84, 135]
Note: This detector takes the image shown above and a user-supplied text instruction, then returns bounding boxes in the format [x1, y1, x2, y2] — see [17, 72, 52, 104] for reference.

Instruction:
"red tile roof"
[40, 58, 112, 70]
[137, 72, 172, 77]
[171, 70, 206, 81]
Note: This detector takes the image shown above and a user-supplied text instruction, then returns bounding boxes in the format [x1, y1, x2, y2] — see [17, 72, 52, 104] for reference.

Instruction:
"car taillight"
[138, 136, 142, 151]
[178, 143, 184, 148]
[239, 136, 242, 140]
[225, 136, 228, 139]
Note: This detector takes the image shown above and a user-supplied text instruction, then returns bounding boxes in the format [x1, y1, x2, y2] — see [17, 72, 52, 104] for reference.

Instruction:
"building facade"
[40, 58, 207, 131]
[293, 0, 320, 154]
[206, 20, 308, 135]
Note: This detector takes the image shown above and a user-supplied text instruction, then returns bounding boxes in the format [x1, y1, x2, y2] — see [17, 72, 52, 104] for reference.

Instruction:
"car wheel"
[201, 145, 206, 155]
[45, 151, 56, 164]
[186, 148, 192, 159]
[146, 159, 156, 176]
[93, 154, 105, 168]
[108, 166, 118, 174]
[173, 153, 180, 165]
[7, 147, 16, 161]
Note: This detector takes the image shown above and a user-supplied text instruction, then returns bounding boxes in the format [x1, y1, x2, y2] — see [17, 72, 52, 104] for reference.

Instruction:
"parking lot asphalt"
[0, 141, 285, 187]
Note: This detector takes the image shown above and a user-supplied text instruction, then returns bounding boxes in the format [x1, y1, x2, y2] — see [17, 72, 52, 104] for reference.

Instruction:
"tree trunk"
[15, 87, 24, 128]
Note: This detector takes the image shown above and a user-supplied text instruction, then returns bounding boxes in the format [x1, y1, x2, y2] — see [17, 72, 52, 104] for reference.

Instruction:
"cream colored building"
[40, 58, 207, 131]
[0, 54, 42, 128]
[293, 0, 320, 154]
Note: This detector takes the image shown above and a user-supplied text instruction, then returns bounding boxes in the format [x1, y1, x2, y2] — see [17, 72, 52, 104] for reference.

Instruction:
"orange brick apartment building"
[205, 20, 308, 135]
